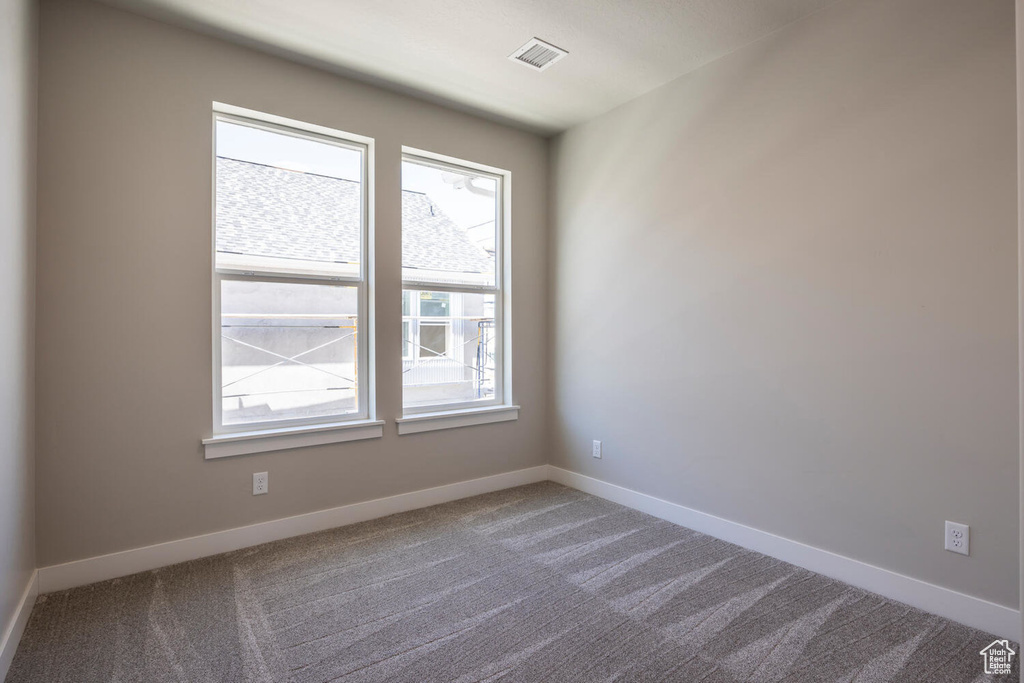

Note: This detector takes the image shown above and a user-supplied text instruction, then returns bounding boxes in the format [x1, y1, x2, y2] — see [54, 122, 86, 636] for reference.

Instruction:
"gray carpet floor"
[6, 482, 1016, 682]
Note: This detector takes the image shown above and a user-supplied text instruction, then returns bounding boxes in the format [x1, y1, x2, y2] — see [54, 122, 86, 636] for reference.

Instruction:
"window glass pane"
[419, 291, 449, 317]
[403, 290, 496, 409]
[401, 159, 497, 287]
[221, 280, 358, 426]
[402, 290, 412, 316]
[402, 321, 411, 359]
[216, 120, 363, 278]
[419, 324, 448, 358]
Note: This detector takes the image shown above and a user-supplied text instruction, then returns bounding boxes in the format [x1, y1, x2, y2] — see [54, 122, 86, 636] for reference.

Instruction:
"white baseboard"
[548, 466, 1021, 642]
[0, 570, 38, 681]
[32, 463, 1020, 643]
[38, 465, 549, 594]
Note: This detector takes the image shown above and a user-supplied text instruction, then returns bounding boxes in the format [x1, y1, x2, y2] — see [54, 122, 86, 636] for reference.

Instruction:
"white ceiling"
[101, 0, 838, 135]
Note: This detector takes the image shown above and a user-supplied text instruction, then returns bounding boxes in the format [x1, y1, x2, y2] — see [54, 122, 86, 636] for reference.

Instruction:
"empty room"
[2, 0, 1023, 680]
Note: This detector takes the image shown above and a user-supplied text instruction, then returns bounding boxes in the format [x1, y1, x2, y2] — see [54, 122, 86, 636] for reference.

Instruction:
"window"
[208, 106, 378, 453]
[402, 290, 450, 361]
[399, 151, 514, 428]
[419, 323, 448, 359]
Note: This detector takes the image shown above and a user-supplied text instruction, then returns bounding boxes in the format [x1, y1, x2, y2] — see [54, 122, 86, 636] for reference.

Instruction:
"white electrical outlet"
[592, 440, 602, 459]
[944, 521, 969, 556]
[253, 472, 268, 496]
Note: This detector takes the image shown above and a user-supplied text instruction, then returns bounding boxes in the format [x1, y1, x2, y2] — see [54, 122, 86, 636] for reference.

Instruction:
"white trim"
[401, 148, 507, 178]
[500, 170, 513, 412]
[548, 466, 1021, 642]
[28, 465, 1018, 643]
[400, 279, 497, 294]
[215, 257, 361, 281]
[213, 102, 374, 147]
[0, 570, 38, 681]
[396, 405, 519, 435]
[202, 419, 384, 459]
[37, 466, 548, 594]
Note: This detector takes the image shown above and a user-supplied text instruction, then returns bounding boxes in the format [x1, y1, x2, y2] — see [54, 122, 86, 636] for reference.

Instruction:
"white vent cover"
[509, 38, 568, 72]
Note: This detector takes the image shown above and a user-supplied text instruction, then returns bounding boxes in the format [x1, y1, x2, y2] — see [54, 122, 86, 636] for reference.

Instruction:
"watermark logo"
[980, 639, 1015, 676]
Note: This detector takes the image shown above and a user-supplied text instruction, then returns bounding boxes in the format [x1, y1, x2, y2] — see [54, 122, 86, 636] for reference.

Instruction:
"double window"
[206, 106, 512, 455]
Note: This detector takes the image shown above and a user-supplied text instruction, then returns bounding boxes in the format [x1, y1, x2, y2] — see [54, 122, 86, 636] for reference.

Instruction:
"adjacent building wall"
[0, 0, 36, 659]
[35, 0, 548, 566]
[550, 0, 1019, 607]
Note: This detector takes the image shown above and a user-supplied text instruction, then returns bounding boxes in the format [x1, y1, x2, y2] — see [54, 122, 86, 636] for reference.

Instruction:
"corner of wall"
[542, 131, 563, 468]
[0, 0, 40, 676]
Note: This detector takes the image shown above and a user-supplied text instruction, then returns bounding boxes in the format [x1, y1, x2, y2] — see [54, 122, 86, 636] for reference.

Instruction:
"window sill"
[395, 405, 519, 435]
[202, 419, 385, 459]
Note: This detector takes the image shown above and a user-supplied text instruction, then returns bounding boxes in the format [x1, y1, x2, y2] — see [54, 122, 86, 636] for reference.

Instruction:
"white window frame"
[203, 103, 381, 458]
[397, 149, 518, 433]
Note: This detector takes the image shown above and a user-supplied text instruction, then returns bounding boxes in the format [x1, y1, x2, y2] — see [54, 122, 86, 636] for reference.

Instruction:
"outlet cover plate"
[944, 520, 969, 555]
[592, 440, 602, 459]
[253, 472, 269, 495]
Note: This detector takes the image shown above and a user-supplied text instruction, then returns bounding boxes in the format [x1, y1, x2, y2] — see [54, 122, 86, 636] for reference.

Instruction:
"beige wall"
[35, 0, 548, 567]
[0, 0, 36, 644]
[33, 0, 1021, 615]
[550, 0, 1019, 608]
[1017, 0, 1024, 637]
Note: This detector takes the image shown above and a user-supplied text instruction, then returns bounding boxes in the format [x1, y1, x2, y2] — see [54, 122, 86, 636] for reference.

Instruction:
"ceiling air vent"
[509, 38, 568, 72]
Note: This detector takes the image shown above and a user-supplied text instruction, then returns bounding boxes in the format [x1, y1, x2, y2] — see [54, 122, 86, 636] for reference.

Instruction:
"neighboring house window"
[212, 110, 371, 432]
[400, 152, 509, 415]
[403, 290, 452, 361]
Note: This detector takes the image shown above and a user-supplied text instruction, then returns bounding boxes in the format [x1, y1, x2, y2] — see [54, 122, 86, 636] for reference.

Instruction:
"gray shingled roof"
[216, 157, 494, 274]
